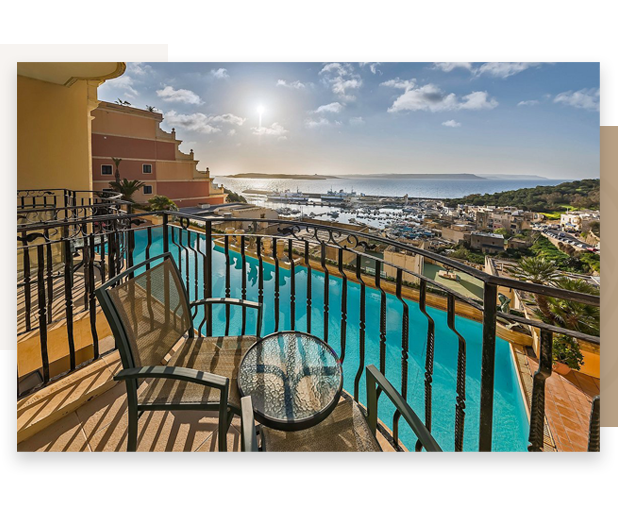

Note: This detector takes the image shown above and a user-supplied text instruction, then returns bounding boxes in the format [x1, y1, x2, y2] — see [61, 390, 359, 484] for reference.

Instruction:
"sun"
[257, 105, 265, 115]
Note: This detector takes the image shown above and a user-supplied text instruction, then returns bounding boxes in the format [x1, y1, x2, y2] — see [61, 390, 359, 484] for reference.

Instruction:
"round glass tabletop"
[238, 331, 343, 431]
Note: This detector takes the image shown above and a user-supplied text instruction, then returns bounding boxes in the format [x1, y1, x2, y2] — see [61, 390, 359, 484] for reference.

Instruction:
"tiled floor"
[524, 355, 599, 452]
[18, 383, 396, 452]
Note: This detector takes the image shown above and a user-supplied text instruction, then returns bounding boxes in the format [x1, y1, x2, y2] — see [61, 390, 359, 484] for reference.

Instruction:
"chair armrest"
[114, 365, 229, 392]
[365, 365, 442, 452]
[189, 298, 263, 337]
[240, 396, 259, 452]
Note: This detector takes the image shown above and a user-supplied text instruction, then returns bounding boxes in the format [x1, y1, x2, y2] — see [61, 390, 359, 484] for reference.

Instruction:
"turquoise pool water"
[132, 227, 529, 451]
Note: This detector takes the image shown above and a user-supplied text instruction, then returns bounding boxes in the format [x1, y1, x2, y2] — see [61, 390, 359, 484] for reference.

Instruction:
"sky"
[98, 62, 600, 179]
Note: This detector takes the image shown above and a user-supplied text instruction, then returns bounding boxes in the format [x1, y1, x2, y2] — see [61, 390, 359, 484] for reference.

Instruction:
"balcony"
[16, 196, 601, 452]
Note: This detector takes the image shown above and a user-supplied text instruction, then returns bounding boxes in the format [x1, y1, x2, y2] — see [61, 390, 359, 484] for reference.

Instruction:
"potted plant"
[552, 335, 584, 375]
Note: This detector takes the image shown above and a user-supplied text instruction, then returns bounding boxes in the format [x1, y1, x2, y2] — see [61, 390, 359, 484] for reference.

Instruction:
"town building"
[474, 207, 533, 233]
[560, 210, 600, 232]
[470, 231, 505, 253]
[91, 101, 226, 208]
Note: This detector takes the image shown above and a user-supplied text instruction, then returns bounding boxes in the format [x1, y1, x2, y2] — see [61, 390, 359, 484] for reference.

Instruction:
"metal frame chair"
[96, 252, 262, 452]
[240, 365, 442, 452]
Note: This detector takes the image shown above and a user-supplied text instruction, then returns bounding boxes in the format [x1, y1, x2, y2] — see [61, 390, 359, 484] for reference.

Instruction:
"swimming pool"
[132, 227, 529, 451]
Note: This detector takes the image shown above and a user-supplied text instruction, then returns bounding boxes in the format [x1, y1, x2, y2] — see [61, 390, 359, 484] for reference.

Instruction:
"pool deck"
[513, 346, 599, 452]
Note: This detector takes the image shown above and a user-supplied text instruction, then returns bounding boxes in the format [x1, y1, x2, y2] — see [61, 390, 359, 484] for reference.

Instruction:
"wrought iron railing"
[16, 209, 601, 452]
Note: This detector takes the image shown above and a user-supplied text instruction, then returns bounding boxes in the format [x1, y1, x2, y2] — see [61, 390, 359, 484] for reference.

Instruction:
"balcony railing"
[16, 207, 601, 452]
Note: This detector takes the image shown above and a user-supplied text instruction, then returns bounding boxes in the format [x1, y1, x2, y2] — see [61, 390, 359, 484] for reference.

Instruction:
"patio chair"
[95, 252, 262, 452]
[240, 365, 442, 452]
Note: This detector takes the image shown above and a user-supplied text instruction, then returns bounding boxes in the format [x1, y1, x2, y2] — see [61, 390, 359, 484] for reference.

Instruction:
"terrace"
[16, 190, 601, 452]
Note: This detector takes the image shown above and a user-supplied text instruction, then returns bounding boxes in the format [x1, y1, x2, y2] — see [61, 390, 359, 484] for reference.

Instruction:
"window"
[101, 164, 113, 175]
[142, 164, 152, 174]
[143, 185, 153, 195]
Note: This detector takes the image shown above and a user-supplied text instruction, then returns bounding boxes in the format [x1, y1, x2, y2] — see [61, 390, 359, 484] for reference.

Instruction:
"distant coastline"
[227, 173, 334, 180]
[225, 172, 495, 180]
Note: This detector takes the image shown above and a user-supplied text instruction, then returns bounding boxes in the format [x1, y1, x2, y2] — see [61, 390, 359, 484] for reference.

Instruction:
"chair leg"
[126, 381, 138, 452]
[218, 405, 230, 452]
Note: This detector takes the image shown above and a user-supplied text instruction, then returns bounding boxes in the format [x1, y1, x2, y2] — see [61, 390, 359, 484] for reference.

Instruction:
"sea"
[214, 176, 566, 200]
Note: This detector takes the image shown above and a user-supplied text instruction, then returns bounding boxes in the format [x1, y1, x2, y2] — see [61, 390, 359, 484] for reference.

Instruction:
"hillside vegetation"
[445, 179, 600, 212]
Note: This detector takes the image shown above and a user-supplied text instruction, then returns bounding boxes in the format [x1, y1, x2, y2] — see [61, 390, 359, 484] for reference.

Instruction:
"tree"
[146, 105, 157, 112]
[543, 277, 600, 336]
[111, 157, 122, 183]
[109, 179, 145, 203]
[507, 256, 559, 319]
[148, 195, 178, 211]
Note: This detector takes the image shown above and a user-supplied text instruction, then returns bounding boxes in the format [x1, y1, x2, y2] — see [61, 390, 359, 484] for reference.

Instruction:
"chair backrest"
[96, 254, 192, 369]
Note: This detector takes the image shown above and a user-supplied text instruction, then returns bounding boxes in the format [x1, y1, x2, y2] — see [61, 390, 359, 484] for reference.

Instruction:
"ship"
[267, 189, 308, 203]
[321, 187, 357, 202]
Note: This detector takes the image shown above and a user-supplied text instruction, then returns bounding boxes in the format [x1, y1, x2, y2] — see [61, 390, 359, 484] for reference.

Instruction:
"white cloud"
[305, 117, 343, 128]
[314, 102, 344, 114]
[433, 62, 474, 72]
[319, 62, 362, 101]
[349, 116, 365, 126]
[156, 86, 203, 105]
[442, 120, 461, 127]
[164, 110, 245, 134]
[105, 74, 139, 98]
[126, 62, 152, 76]
[228, 129, 236, 136]
[554, 88, 600, 111]
[476, 62, 542, 79]
[360, 62, 381, 75]
[210, 68, 229, 79]
[518, 100, 540, 107]
[252, 122, 288, 138]
[382, 81, 498, 113]
[276, 79, 306, 89]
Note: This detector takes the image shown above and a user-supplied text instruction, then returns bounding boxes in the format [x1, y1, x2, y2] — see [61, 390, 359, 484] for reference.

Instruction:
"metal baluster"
[99, 228, 107, 284]
[273, 237, 280, 332]
[22, 231, 32, 332]
[393, 268, 409, 448]
[305, 241, 312, 334]
[224, 234, 231, 336]
[127, 222, 135, 279]
[63, 227, 76, 371]
[321, 242, 329, 343]
[338, 248, 347, 362]
[588, 396, 600, 452]
[447, 293, 467, 452]
[241, 234, 247, 336]
[193, 231, 200, 302]
[479, 282, 498, 452]
[37, 245, 50, 384]
[353, 255, 366, 401]
[44, 229, 53, 324]
[88, 233, 99, 358]
[289, 239, 295, 331]
[375, 259, 387, 378]
[416, 279, 435, 451]
[204, 221, 212, 337]
[256, 236, 264, 308]
[528, 328, 553, 452]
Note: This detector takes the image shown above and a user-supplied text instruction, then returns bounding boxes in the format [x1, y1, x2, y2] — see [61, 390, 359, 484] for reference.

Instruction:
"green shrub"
[552, 335, 584, 370]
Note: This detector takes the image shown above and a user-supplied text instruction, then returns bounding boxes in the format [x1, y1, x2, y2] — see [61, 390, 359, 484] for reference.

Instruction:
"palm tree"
[109, 179, 145, 204]
[146, 105, 157, 112]
[148, 194, 178, 211]
[111, 157, 122, 183]
[543, 277, 600, 336]
[507, 256, 559, 319]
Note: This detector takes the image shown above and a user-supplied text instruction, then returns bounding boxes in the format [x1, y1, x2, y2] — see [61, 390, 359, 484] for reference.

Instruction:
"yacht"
[321, 187, 357, 203]
[267, 189, 308, 203]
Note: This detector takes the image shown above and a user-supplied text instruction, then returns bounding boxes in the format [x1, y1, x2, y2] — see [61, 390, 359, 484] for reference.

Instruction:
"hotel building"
[91, 101, 226, 207]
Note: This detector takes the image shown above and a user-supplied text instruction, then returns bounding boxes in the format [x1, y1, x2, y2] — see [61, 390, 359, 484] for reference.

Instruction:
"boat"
[321, 187, 357, 202]
[438, 270, 458, 281]
[267, 189, 308, 203]
[328, 210, 340, 218]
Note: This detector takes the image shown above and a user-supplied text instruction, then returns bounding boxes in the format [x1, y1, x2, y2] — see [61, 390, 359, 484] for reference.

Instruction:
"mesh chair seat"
[260, 397, 382, 452]
[139, 335, 257, 409]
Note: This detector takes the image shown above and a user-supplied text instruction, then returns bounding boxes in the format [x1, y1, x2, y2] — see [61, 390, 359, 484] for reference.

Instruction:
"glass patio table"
[238, 331, 343, 431]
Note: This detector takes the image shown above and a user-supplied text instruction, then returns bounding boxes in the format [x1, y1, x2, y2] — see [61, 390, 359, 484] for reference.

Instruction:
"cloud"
[210, 68, 229, 79]
[164, 110, 245, 134]
[105, 74, 139, 98]
[382, 80, 498, 112]
[314, 102, 344, 114]
[360, 62, 381, 75]
[518, 100, 539, 107]
[156, 86, 203, 105]
[442, 120, 461, 127]
[433, 62, 474, 72]
[252, 122, 288, 138]
[305, 117, 342, 128]
[554, 88, 600, 111]
[276, 79, 307, 89]
[476, 62, 542, 79]
[319, 62, 362, 101]
[349, 116, 365, 126]
[228, 129, 236, 136]
[126, 62, 152, 76]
